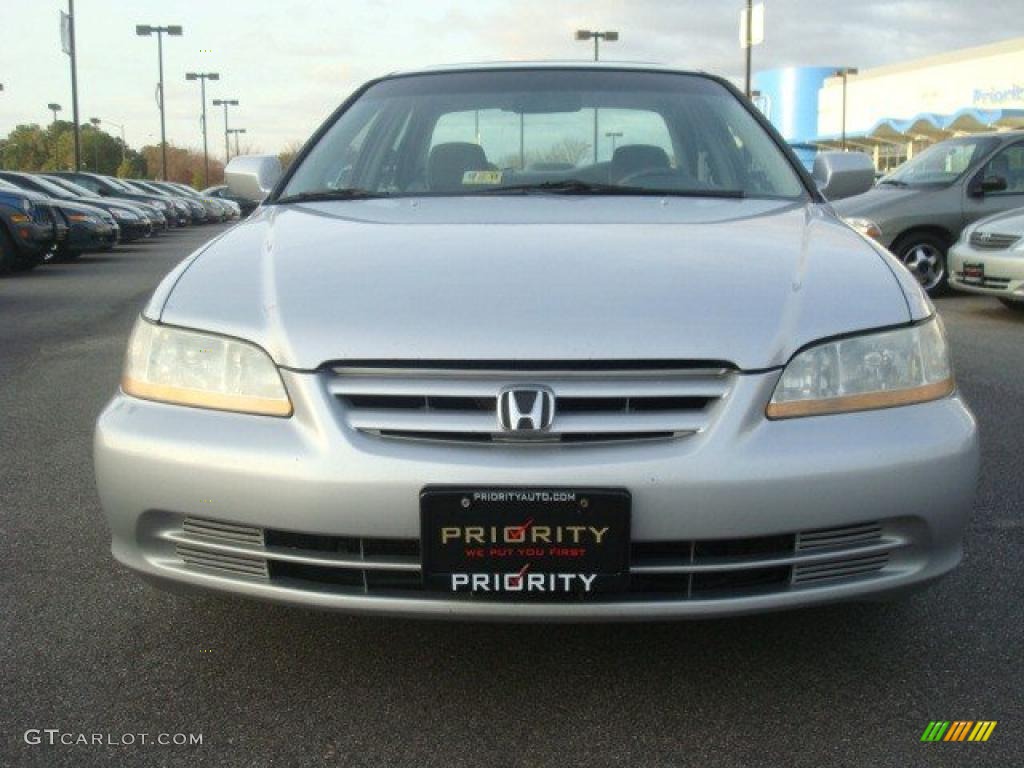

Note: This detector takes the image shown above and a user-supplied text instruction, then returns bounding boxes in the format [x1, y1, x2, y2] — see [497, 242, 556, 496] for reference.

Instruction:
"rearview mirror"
[225, 154, 282, 203]
[813, 151, 875, 201]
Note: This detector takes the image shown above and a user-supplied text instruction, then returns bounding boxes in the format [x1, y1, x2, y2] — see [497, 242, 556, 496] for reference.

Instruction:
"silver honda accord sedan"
[94, 63, 979, 620]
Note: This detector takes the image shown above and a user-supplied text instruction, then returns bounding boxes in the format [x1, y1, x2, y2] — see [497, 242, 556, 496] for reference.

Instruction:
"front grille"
[969, 231, 1020, 250]
[956, 272, 1011, 289]
[173, 517, 898, 601]
[30, 203, 54, 226]
[328, 362, 735, 444]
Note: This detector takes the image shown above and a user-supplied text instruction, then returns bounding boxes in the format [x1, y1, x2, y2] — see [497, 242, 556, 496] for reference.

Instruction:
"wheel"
[893, 232, 948, 295]
[0, 228, 42, 274]
[999, 298, 1024, 312]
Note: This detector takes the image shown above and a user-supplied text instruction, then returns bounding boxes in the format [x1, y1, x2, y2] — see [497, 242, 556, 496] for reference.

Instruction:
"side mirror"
[225, 154, 282, 203]
[973, 175, 1008, 196]
[813, 151, 876, 201]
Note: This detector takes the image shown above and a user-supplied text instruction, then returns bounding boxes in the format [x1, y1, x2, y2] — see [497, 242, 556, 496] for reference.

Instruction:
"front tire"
[893, 232, 949, 296]
[0, 228, 43, 274]
[999, 298, 1024, 312]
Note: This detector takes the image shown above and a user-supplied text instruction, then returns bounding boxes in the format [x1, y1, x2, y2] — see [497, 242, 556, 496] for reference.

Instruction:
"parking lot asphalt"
[1, 225, 1021, 767]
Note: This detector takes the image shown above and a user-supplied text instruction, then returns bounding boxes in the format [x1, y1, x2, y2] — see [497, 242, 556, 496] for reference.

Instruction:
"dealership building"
[753, 36, 1024, 171]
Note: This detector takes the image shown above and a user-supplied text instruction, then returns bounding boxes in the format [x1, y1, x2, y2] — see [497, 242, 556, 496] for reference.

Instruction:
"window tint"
[883, 137, 998, 187]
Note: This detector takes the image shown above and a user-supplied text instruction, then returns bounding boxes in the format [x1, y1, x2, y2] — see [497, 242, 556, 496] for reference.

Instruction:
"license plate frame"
[420, 487, 631, 597]
[962, 262, 985, 284]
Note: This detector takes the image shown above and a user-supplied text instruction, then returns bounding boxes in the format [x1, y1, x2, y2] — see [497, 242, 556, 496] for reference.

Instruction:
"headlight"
[112, 208, 138, 221]
[21, 199, 32, 213]
[766, 317, 954, 419]
[121, 318, 293, 417]
[843, 217, 882, 240]
[67, 213, 98, 223]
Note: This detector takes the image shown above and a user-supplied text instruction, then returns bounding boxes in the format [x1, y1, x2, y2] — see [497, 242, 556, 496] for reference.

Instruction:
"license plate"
[963, 262, 985, 284]
[421, 488, 631, 597]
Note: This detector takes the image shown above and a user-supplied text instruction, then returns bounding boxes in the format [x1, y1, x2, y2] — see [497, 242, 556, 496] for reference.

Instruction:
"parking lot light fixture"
[834, 67, 859, 151]
[212, 98, 239, 163]
[575, 30, 618, 164]
[186, 72, 220, 187]
[136, 23, 183, 180]
[227, 127, 247, 157]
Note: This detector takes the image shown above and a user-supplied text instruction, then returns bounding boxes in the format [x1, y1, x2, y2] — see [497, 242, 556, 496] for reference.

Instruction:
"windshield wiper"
[877, 178, 908, 187]
[477, 179, 745, 198]
[274, 188, 386, 204]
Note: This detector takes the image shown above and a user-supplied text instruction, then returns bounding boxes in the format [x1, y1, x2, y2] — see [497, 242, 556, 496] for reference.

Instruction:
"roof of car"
[388, 60, 703, 77]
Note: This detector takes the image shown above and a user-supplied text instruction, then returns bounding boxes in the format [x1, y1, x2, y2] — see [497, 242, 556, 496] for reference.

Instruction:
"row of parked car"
[0, 170, 258, 274]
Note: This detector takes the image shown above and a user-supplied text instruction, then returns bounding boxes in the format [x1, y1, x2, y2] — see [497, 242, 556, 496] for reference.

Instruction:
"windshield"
[44, 175, 101, 198]
[11, 174, 75, 199]
[280, 69, 806, 201]
[881, 137, 998, 187]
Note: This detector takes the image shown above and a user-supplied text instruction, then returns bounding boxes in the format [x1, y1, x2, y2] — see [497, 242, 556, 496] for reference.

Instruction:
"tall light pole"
[834, 67, 859, 151]
[136, 23, 183, 180]
[228, 128, 246, 157]
[575, 29, 618, 61]
[186, 72, 219, 187]
[212, 98, 239, 163]
[93, 117, 126, 166]
[88, 116, 100, 170]
[605, 130, 623, 154]
[575, 30, 619, 164]
[47, 103, 63, 167]
[62, 1, 82, 170]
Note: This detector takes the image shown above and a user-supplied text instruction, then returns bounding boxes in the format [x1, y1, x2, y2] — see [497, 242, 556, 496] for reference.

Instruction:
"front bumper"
[65, 222, 118, 253]
[117, 219, 150, 242]
[949, 242, 1024, 301]
[94, 371, 979, 621]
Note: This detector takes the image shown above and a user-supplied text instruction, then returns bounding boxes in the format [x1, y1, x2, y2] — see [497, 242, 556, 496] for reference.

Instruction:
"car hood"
[155, 197, 915, 371]
[968, 207, 1024, 234]
[831, 184, 934, 217]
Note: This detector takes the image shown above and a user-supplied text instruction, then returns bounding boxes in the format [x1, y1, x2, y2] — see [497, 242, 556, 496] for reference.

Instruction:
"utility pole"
[228, 128, 246, 157]
[212, 98, 239, 163]
[136, 24, 183, 180]
[65, 1, 82, 170]
[834, 67, 859, 151]
[186, 72, 219, 186]
[89, 116, 100, 170]
[744, 0, 752, 98]
[575, 30, 619, 164]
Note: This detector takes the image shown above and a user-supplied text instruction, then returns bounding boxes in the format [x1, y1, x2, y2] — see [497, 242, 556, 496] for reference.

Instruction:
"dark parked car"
[51, 171, 186, 227]
[202, 184, 259, 216]
[0, 171, 152, 242]
[42, 174, 168, 233]
[125, 180, 208, 224]
[0, 177, 116, 261]
[0, 179, 64, 273]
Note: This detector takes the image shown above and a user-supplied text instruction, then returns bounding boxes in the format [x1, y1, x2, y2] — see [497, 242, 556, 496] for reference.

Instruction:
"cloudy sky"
[0, 0, 1017, 156]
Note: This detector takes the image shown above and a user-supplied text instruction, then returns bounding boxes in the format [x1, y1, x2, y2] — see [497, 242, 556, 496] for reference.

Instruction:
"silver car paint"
[153, 197, 915, 371]
[94, 64, 979, 620]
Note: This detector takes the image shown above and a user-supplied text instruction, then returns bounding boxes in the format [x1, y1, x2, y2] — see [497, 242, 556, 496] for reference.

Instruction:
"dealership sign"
[973, 84, 1024, 106]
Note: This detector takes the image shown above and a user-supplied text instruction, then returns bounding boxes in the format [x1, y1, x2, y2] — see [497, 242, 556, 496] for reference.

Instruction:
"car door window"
[980, 143, 1024, 194]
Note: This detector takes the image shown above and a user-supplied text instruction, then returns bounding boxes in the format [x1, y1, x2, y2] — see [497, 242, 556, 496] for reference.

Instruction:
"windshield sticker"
[462, 170, 503, 185]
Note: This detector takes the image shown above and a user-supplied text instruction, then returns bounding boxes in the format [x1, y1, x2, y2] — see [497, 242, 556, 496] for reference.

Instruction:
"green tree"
[0, 124, 50, 171]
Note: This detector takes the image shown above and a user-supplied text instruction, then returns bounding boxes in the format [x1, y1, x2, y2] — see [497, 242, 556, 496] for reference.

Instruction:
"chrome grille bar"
[329, 364, 734, 444]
